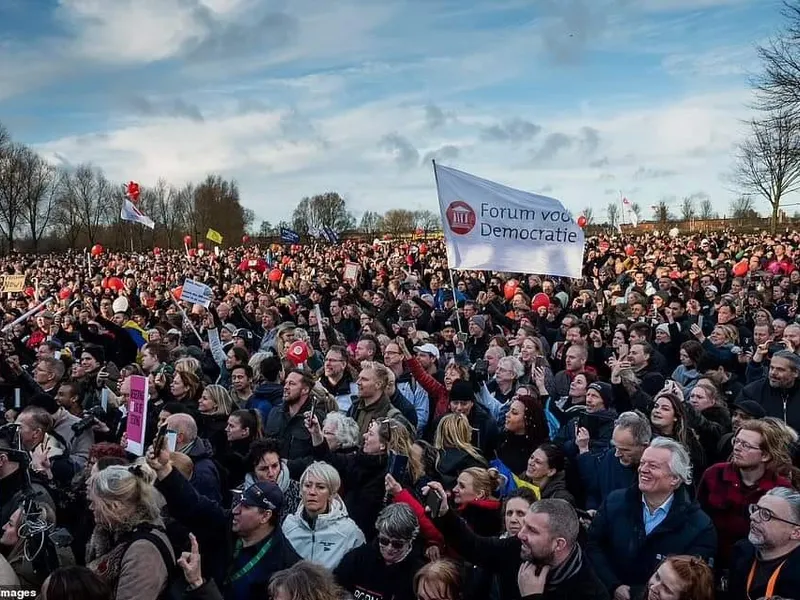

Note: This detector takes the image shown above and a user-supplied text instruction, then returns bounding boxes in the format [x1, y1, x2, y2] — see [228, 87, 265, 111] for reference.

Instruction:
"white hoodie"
[282, 495, 365, 569]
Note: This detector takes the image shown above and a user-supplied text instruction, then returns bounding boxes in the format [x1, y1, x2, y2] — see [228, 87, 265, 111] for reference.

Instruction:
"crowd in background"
[0, 229, 797, 600]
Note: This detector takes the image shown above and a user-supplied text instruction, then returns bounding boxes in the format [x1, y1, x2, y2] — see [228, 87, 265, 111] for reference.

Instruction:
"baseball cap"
[235, 481, 283, 512]
[415, 343, 440, 359]
[234, 328, 254, 341]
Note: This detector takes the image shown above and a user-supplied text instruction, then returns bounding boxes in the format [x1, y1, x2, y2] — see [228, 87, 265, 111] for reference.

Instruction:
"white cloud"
[35, 84, 759, 221]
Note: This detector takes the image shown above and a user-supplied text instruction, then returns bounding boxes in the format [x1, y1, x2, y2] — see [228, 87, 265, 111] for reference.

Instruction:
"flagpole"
[431, 159, 464, 335]
[619, 190, 626, 226]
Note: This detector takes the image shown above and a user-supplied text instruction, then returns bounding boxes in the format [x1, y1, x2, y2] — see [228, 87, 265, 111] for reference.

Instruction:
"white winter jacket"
[282, 495, 365, 569]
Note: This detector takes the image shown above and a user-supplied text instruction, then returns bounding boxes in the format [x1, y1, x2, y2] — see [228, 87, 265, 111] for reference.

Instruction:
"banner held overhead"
[433, 162, 584, 279]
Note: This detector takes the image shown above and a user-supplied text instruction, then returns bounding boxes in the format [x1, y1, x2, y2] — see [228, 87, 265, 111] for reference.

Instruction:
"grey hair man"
[729, 486, 800, 598]
[586, 437, 717, 600]
[578, 410, 652, 510]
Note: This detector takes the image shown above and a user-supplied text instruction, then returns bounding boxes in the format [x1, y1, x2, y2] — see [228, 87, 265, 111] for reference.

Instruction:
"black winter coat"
[586, 485, 717, 598]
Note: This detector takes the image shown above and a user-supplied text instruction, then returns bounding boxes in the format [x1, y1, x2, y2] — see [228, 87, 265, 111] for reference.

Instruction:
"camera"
[72, 406, 107, 435]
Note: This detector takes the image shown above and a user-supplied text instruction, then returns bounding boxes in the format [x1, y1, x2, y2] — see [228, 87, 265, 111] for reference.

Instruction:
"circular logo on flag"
[445, 201, 476, 235]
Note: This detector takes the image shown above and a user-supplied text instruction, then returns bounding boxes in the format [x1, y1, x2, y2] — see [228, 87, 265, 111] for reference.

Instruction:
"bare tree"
[699, 197, 715, 219]
[53, 171, 83, 248]
[359, 211, 384, 235]
[729, 195, 759, 218]
[383, 209, 416, 234]
[157, 183, 190, 248]
[17, 148, 57, 251]
[292, 192, 354, 235]
[732, 112, 800, 232]
[580, 207, 595, 226]
[753, 2, 800, 115]
[414, 209, 440, 233]
[630, 202, 642, 222]
[605, 203, 620, 229]
[61, 165, 113, 244]
[680, 196, 696, 221]
[653, 200, 674, 223]
[0, 143, 28, 249]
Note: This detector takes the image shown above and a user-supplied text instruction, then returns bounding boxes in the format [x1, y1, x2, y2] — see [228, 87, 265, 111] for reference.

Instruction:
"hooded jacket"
[183, 437, 222, 505]
[247, 382, 282, 424]
[282, 496, 366, 569]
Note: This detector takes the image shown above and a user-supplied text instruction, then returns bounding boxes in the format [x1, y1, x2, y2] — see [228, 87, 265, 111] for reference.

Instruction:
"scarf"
[548, 544, 583, 589]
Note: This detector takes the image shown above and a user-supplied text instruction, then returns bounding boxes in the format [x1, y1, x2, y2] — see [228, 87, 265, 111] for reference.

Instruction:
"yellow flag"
[206, 228, 223, 244]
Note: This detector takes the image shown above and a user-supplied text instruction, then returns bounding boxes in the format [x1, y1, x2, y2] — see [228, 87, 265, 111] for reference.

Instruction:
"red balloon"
[419, 243, 428, 254]
[90, 244, 103, 257]
[732, 260, 748, 277]
[531, 292, 550, 312]
[103, 277, 124, 292]
[24, 286, 35, 298]
[184, 235, 192, 245]
[242, 235, 250, 244]
[197, 242, 205, 250]
[625, 244, 635, 256]
[153, 247, 161, 255]
[58, 287, 72, 300]
[504, 280, 519, 301]
[188, 248, 197, 257]
[173, 286, 183, 300]
[126, 181, 140, 201]
[268, 268, 283, 282]
[286, 341, 309, 365]
[577, 215, 587, 228]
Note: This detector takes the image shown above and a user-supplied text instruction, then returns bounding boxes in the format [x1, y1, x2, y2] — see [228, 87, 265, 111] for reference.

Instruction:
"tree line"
[0, 123, 254, 252]
[257, 193, 442, 238]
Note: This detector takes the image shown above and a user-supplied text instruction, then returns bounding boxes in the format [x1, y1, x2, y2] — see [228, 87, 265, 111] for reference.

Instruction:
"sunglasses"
[378, 536, 409, 550]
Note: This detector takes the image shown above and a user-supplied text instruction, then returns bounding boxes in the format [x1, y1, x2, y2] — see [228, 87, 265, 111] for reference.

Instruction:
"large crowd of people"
[0, 229, 797, 600]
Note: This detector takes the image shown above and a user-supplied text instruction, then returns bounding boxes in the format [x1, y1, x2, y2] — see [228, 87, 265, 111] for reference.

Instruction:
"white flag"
[621, 196, 639, 227]
[121, 198, 155, 229]
[434, 164, 584, 278]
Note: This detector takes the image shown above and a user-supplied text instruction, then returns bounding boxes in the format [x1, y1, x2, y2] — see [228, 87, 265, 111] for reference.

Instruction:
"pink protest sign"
[125, 375, 150, 456]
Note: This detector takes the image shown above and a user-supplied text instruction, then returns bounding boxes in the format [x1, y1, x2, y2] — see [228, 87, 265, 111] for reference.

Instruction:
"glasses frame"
[748, 503, 800, 527]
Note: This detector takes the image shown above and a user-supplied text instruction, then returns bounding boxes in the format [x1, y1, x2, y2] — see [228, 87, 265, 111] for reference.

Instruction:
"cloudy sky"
[0, 0, 782, 225]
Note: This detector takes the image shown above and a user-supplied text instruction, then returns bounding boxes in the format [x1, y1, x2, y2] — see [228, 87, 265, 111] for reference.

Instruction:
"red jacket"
[698, 461, 791, 568]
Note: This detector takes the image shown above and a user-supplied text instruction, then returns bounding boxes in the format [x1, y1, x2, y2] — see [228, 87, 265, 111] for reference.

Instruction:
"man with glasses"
[384, 341, 429, 434]
[729, 487, 800, 599]
[148, 448, 301, 599]
[698, 419, 792, 572]
[319, 345, 356, 413]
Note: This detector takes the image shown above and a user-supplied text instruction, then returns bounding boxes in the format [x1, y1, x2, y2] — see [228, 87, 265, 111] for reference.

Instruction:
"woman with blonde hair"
[306, 414, 422, 538]
[433, 413, 487, 488]
[197, 384, 234, 454]
[86, 464, 174, 600]
[450, 466, 504, 536]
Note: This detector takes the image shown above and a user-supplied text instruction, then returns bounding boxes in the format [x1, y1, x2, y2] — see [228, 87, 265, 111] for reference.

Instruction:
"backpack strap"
[124, 526, 175, 571]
